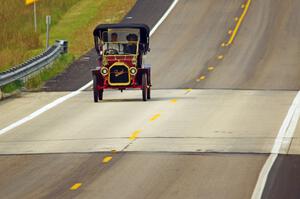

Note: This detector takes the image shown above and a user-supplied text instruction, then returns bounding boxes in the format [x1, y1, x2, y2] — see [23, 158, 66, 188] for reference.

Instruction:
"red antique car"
[92, 23, 151, 102]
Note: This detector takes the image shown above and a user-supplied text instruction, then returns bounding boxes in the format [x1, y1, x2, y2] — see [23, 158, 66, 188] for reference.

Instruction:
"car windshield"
[101, 29, 140, 55]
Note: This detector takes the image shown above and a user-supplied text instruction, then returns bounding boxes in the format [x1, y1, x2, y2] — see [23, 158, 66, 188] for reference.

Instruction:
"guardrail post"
[46, 16, 51, 49]
[56, 40, 68, 54]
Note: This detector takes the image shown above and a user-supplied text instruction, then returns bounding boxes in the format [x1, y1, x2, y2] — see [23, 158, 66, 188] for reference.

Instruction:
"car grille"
[109, 65, 130, 85]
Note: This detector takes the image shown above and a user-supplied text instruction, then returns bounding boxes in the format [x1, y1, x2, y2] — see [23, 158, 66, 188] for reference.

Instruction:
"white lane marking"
[0, 82, 92, 136]
[150, 0, 179, 36]
[0, 1, 179, 136]
[251, 91, 300, 199]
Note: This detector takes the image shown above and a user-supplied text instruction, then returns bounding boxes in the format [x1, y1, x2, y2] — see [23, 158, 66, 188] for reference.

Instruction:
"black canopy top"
[93, 23, 150, 38]
[93, 23, 150, 53]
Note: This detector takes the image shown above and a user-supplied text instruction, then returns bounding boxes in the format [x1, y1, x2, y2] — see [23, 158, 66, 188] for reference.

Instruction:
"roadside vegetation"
[0, 0, 136, 92]
[0, 0, 79, 72]
[25, 54, 74, 90]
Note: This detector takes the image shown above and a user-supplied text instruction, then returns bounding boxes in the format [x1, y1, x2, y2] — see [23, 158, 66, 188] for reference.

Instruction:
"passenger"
[124, 34, 138, 54]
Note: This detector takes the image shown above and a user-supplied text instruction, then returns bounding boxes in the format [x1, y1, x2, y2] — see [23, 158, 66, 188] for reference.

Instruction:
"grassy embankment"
[0, 0, 136, 92]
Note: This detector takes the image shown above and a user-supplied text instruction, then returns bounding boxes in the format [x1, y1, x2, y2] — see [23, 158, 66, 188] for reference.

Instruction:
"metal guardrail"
[0, 40, 68, 87]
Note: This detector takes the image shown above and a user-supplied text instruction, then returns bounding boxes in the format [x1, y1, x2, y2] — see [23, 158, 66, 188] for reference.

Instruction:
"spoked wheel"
[142, 73, 148, 101]
[93, 75, 99, 103]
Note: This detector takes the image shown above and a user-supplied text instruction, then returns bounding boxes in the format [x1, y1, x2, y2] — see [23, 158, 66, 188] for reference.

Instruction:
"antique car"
[92, 23, 151, 102]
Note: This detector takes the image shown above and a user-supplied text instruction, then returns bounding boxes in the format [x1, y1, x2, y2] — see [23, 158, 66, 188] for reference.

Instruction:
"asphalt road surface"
[44, 0, 173, 91]
[1, 0, 300, 198]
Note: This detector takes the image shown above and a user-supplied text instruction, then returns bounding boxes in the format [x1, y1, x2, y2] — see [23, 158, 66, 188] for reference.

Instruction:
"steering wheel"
[104, 48, 119, 55]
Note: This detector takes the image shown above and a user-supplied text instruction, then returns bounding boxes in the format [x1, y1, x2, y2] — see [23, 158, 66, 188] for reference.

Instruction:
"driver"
[103, 32, 123, 54]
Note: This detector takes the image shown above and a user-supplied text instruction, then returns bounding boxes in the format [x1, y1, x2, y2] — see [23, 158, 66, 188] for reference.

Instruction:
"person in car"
[124, 34, 138, 54]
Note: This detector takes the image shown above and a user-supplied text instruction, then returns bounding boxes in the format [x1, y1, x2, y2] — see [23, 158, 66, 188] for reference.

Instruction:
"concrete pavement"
[0, 89, 295, 154]
[0, 152, 266, 199]
[2, 0, 300, 198]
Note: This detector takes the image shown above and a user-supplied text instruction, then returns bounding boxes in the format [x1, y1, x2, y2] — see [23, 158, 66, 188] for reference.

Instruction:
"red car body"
[92, 24, 151, 102]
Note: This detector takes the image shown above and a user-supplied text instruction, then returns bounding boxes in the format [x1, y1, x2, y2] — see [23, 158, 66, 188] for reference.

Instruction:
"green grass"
[0, 0, 136, 72]
[25, 54, 74, 89]
[1, 54, 74, 93]
[1, 80, 24, 93]
[43, 0, 136, 58]
[0, 0, 136, 92]
[0, 0, 79, 71]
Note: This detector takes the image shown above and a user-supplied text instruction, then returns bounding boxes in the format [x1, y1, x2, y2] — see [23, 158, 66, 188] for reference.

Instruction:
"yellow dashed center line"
[208, 66, 214, 71]
[200, 75, 206, 80]
[170, 99, 177, 104]
[150, 114, 161, 122]
[129, 129, 142, 140]
[195, 1, 251, 83]
[102, 156, 113, 163]
[70, 183, 82, 191]
[196, 75, 206, 82]
[185, 88, 193, 95]
[217, 55, 224, 60]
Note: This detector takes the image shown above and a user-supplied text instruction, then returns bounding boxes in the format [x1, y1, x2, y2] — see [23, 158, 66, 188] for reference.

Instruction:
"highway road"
[1, 0, 300, 198]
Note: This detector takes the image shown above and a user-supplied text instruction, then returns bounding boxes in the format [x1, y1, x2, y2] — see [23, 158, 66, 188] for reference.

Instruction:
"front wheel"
[93, 75, 99, 103]
[98, 89, 103, 100]
[142, 73, 148, 101]
[147, 86, 151, 99]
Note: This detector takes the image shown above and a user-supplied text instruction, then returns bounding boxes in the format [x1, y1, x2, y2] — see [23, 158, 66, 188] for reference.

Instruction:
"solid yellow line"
[226, 0, 252, 46]
[102, 156, 112, 163]
[150, 114, 161, 122]
[70, 183, 82, 190]
[129, 129, 142, 140]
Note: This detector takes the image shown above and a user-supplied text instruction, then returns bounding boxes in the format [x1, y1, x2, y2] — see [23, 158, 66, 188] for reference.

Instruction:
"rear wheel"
[142, 73, 148, 101]
[93, 75, 99, 103]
